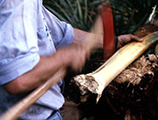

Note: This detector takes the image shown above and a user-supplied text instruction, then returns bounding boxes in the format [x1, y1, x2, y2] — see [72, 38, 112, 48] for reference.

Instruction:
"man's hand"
[57, 43, 87, 72]
[117, 34, 143, 49]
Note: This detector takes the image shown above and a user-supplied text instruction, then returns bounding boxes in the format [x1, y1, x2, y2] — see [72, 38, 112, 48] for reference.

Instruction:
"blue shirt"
[0, 0, 74, 119]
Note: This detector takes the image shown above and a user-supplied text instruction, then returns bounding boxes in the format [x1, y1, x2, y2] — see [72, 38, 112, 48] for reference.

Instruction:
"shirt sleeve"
[0, 0, 40, 85]
[42, 6, 74, 48]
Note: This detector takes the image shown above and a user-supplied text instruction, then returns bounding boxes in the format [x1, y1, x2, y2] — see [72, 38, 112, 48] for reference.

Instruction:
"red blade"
[99, 2, 115, 61]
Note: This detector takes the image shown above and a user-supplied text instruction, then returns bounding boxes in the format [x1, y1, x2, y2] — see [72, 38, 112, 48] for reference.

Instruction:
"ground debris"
[106, 54, 158, 119]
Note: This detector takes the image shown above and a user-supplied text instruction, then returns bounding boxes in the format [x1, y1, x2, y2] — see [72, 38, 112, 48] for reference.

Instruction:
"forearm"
[73, 28, 103, 50]
[3, 52, 65, 94]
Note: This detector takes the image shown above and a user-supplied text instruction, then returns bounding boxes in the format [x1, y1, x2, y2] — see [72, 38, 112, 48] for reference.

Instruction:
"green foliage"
[43, 0, 158, 35]
[110, 0, 158, 35]
[43, 0, 105, 31]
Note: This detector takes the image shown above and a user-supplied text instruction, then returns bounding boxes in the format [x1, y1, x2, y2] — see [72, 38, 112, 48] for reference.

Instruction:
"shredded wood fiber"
[71, 75, 99, 95]
[106, 54, 158, 119]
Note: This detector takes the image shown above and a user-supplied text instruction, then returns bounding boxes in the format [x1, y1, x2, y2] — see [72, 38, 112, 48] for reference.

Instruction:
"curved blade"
[99, 2, 115, 60]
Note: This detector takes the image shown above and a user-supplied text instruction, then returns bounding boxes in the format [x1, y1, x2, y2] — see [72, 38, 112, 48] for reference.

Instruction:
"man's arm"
[73, 28, 104, 50]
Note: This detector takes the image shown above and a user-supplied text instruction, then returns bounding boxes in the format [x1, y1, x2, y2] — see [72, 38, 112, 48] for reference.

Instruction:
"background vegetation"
[44, 0, 158, 35]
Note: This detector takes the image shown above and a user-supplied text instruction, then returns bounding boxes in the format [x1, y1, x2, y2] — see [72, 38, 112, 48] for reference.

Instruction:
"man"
[0, 0, 142, 119]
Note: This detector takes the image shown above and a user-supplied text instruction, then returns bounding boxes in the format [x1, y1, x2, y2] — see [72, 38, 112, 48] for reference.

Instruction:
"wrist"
[115, 36, 118, 50]
[117, 36, 123, 49]
[55, 47, 72, 68]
